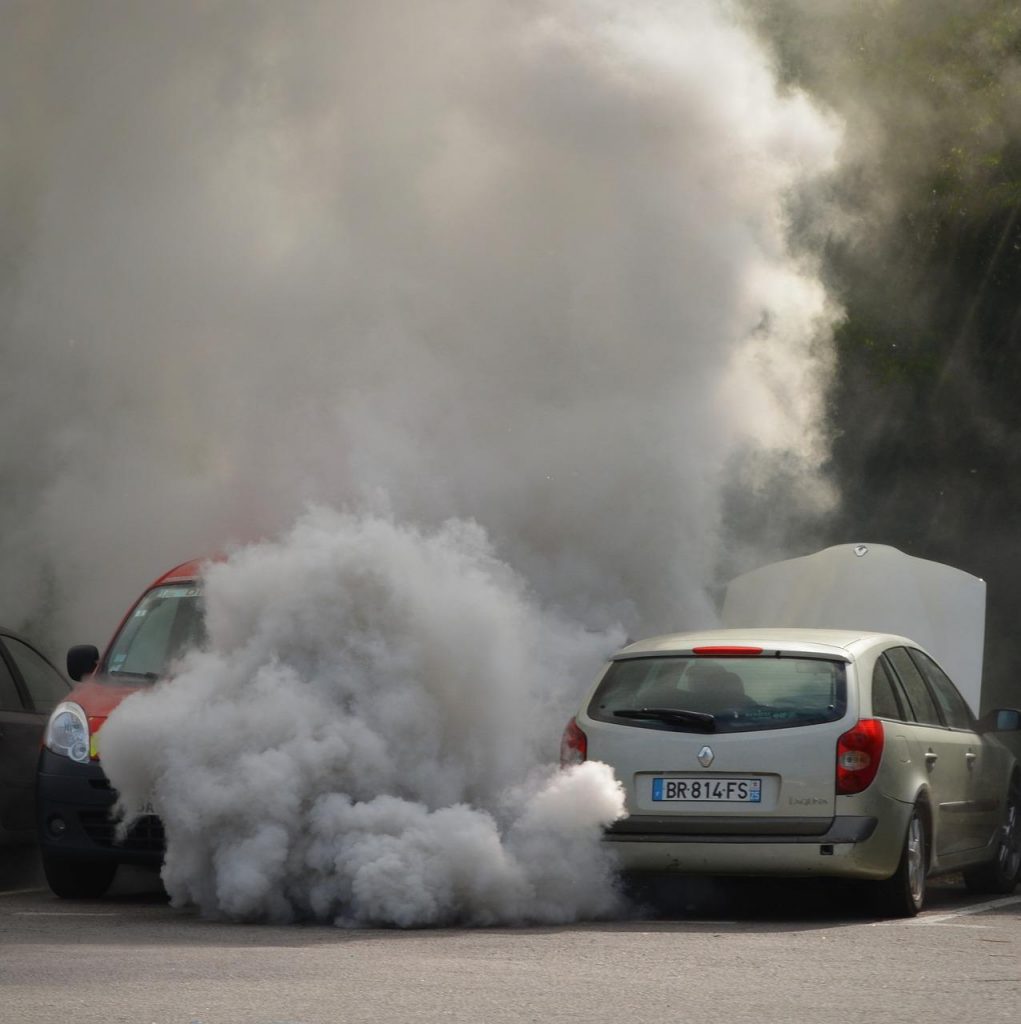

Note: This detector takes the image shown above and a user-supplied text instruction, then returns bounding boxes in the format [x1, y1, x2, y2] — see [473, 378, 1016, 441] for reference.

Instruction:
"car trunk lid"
[582, 649, 853, 828]
[586, 716, 847, 829]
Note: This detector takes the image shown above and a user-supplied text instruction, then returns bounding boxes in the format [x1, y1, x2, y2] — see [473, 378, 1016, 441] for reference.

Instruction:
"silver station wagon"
[562, 627, 1021, 917]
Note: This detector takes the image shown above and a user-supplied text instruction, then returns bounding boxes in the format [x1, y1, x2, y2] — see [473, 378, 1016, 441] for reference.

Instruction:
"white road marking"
[911, 894, 1021, 925]
[12, 911, 120, 917]
[0, 888, 46, 898]
[916, 923, 991, 929]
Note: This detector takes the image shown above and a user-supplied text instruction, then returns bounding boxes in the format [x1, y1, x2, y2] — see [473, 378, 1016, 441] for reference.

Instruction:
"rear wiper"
[612, 707, 716, 732]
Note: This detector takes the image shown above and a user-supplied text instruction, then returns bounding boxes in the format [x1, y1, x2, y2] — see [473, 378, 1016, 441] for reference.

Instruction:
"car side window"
[871, 657, 906, 720]
[3, 637, 69, 713]
[907, 649, 974, 731]
[885, 647, 943, 726]
[0, 648, 26, 711]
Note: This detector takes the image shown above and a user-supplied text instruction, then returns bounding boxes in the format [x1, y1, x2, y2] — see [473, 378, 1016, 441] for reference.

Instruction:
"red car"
[37, 559, 205, 897]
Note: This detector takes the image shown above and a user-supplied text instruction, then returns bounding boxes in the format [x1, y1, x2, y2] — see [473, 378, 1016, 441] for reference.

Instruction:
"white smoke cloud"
[2, 0, 840, 643]
[99, 509, 626, 926]
[4, 1, 843, 924]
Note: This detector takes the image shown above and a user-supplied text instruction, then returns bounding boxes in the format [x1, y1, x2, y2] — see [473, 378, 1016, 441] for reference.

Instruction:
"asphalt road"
[2, 846, 1019, 1024]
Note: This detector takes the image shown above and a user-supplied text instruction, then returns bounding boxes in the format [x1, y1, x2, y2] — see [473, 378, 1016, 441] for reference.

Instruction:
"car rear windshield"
[588, 655, 847, 734]
[104, 584, 205, 683]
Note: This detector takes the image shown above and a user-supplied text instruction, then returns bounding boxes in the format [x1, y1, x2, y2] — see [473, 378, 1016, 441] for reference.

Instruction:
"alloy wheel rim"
[906, 814, 924, 906]
[997, 782, 1021, 879]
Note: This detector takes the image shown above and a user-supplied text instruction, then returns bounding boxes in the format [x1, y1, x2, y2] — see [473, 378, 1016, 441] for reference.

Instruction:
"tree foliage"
[743, 0, 1021, 705]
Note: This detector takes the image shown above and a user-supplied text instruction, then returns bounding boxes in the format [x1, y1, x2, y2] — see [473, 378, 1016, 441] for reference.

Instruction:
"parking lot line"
[12, 911, 120, 917]
[911, 894, 1021, 925]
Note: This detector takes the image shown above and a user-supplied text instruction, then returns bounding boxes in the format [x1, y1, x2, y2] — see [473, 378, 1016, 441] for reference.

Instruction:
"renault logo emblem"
[697, 745, 714, 767]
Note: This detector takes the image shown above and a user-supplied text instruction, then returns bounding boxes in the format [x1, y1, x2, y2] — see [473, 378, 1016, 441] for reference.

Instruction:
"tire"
[42, 856, 117, 899]
[963, 772, 1021, 895]
[873, 804, 927, 918]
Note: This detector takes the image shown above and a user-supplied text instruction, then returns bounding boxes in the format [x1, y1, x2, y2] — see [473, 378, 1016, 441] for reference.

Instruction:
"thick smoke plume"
[2, 0, 840, 643]
[4, 2, 843, 923]
[100, 510, 626, 926]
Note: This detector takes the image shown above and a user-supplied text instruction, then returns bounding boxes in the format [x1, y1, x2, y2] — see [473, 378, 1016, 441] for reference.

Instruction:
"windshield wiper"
[612, 707, 716, 732]
[107, 669, 160, 681]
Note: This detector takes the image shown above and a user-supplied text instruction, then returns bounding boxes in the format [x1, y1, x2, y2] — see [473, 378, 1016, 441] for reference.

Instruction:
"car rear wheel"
[42, 856, 117, 899]
[873, 804, 927, 918]
[963, 772, 1021, 895]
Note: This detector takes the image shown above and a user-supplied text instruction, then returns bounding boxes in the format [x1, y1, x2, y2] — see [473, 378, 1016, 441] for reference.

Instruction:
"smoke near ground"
[4, 2, 844, 923]
[100, 509, 626, 926]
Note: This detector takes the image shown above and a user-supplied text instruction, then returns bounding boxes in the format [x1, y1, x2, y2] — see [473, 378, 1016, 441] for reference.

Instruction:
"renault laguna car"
[36, 559, 205, 897]
[562, 628, 1021, 917]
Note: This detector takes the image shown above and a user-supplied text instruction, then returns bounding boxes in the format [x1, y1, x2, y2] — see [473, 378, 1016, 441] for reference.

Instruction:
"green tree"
[743, 0, 1021, 707]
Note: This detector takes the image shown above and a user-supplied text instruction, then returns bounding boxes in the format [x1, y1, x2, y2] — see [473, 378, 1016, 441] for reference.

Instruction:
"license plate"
[652, 777, 762, 803]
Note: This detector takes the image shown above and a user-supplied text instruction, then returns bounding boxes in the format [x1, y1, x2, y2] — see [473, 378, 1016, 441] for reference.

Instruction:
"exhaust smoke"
[2, 0, 839, 643]
[100, 509, 627, 926]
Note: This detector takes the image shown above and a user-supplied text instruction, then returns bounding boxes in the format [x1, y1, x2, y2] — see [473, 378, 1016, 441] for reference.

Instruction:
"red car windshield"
[104, 584, 205, 682]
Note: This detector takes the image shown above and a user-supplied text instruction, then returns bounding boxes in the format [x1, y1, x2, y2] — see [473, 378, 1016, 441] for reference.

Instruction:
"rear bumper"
[604, 809, 908, 879]
[36, 749, 164, 867]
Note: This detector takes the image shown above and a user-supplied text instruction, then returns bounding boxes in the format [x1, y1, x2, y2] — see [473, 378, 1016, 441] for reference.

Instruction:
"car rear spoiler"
[721, 544, 986, 715]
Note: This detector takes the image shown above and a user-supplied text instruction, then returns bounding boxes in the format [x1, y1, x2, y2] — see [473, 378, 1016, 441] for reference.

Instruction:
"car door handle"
[925, 750, 938, 769]
[965, 751, 978, 768]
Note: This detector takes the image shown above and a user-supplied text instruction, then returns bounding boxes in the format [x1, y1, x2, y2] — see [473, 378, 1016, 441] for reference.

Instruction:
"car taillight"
[692, 646, 763, 656]
[836, 718, 884, 795]
[560, 718, 587, 768]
